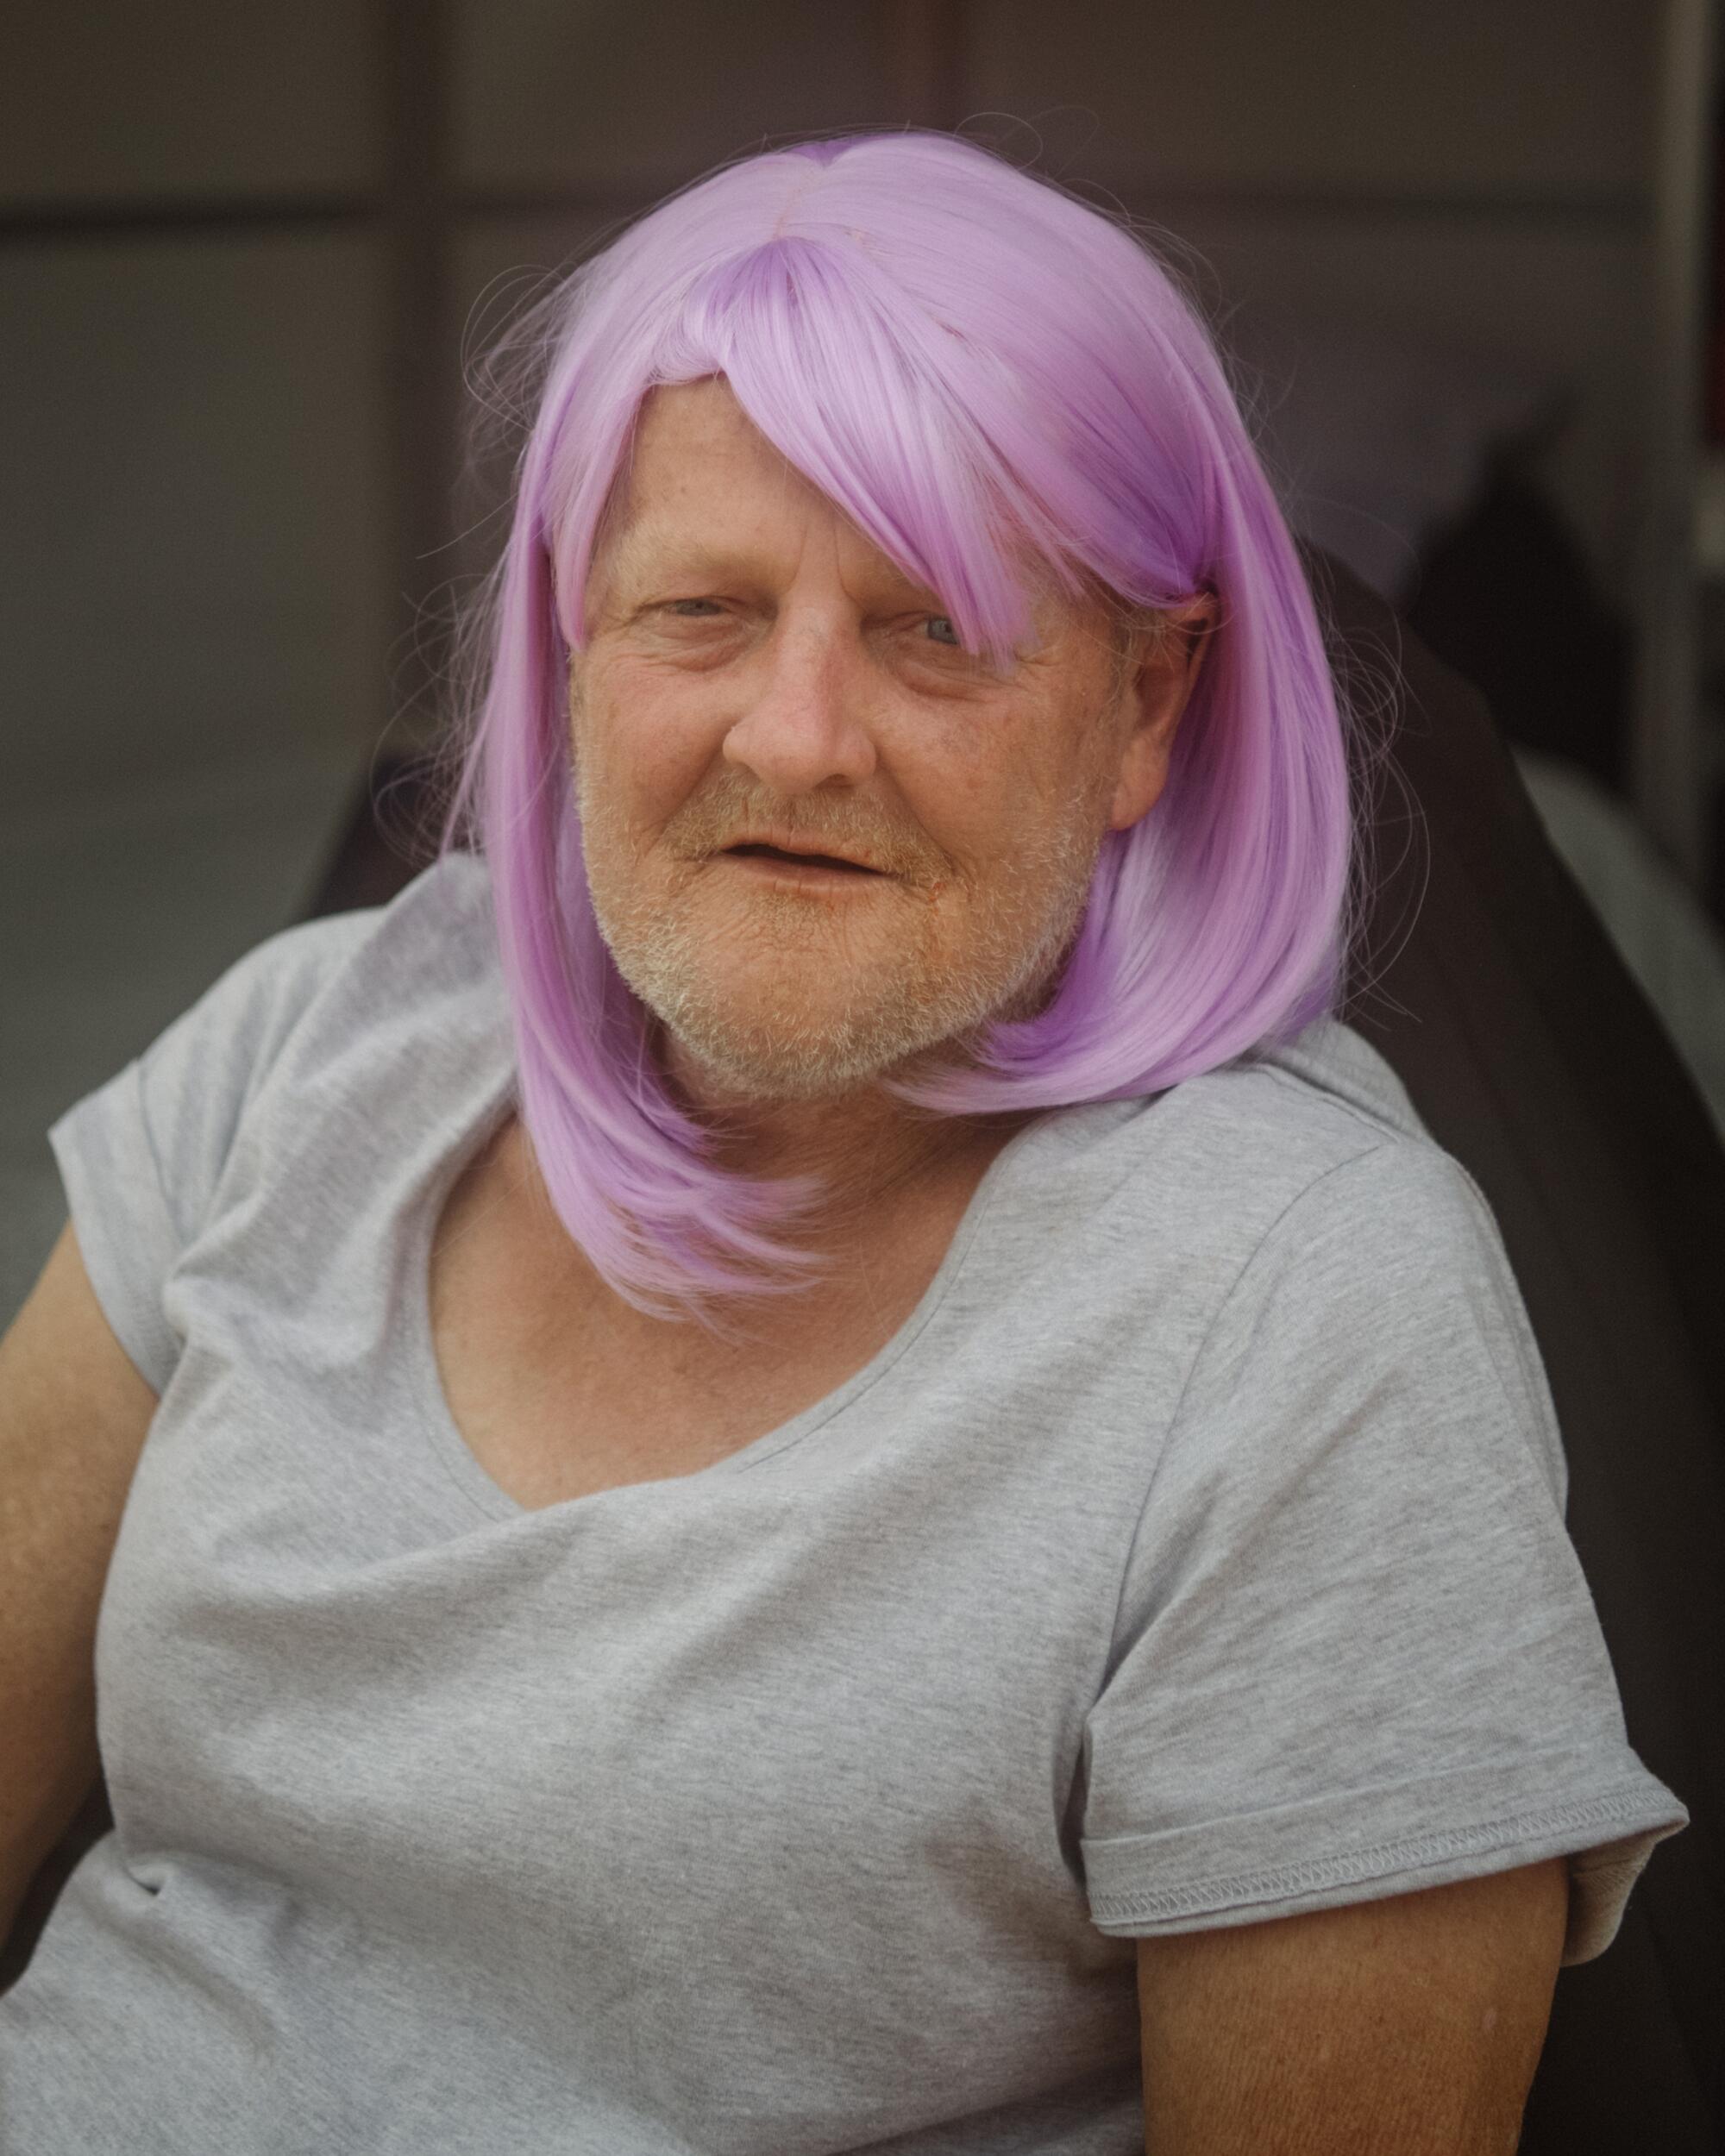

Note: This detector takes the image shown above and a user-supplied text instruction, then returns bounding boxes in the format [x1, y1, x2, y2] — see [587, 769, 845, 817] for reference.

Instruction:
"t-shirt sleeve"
[45, 908, 380, 1396]
[1079, 1138, 1690, 1968]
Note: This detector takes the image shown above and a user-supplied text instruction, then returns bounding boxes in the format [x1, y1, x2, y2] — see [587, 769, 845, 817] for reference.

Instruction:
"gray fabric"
[3, 850, 1686, 2156]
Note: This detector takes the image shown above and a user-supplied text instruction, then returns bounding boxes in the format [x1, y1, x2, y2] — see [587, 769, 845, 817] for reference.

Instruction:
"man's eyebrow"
[602, 529, 938, 600]
[613, 536, 755, 583]
[591, 537, 747, 605]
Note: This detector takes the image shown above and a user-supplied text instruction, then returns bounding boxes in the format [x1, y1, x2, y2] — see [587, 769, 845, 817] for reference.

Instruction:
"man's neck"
[659, 1033, 1032, 1232]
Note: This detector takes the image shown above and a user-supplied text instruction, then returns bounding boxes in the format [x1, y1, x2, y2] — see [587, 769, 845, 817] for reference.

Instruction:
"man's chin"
[633, 949, 1077, 1106]
[637, 997, 975, 1107]
[657, 1030, 950, 1110]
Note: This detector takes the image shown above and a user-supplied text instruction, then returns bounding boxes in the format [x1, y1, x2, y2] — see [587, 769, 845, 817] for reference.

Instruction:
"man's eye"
[923, 615, 963, 649]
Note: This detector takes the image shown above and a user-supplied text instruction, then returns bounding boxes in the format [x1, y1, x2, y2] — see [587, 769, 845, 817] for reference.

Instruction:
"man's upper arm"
[1, 1219, 158, 1934]
[1134, 1856, 1568, 2154]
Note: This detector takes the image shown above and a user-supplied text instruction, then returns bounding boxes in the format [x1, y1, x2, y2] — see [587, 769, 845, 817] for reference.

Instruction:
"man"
[0, 132, 1687, 2154]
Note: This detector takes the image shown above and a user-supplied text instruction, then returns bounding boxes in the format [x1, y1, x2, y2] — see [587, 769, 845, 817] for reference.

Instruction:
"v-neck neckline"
[405, 1053, 1063, 1526]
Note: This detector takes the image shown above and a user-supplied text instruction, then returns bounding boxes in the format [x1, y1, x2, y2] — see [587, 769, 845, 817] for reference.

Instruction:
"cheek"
[577, 679, 720, 838]
[907, 728, 1068, 869]
[887, 714, 1018, 844]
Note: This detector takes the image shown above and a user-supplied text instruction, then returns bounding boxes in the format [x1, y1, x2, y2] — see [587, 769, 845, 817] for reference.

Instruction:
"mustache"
[568, 675, 932, 879]
[660, 780, 932, 881]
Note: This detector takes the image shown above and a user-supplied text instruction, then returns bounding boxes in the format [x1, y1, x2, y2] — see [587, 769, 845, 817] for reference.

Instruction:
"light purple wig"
[436, 128, 1383, 1326]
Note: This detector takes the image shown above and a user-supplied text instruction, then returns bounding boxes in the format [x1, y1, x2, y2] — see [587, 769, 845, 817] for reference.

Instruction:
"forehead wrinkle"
[605, 385, 972, 615]
[605, 509, 944, 611]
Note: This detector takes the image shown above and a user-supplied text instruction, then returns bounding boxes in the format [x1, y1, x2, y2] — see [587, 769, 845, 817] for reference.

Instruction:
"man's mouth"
[724, 844, 885, 875]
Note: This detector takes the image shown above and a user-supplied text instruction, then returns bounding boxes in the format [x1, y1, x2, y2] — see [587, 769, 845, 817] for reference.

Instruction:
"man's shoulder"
[1037, 1017, 1458, 1270]
[1113, 1015, 1429, 1183]
[198, 850, 501, 1128]
[1213, 1014, 1428, 1149]
[280, 849, 499, 1036]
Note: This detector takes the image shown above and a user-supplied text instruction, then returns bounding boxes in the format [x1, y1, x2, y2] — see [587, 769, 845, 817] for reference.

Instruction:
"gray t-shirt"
[4, 850, 1687, 2155]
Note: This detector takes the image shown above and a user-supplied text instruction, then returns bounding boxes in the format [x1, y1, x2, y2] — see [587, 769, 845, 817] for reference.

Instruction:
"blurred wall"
[0, 0, 1654, 818]
[0, 0, 1660, 1326]
[0, 7, 390, 810]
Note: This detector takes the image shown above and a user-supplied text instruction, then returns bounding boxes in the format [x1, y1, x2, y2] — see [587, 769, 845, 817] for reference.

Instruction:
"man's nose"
[719, 620, 879, 794]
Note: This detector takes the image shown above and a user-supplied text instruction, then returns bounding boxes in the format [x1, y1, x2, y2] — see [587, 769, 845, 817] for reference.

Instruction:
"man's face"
[569, 376, 1198, 1106]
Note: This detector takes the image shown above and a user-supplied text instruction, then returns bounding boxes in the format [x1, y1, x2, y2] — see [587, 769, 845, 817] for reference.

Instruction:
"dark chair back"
[1310, 544, 1724, 2152]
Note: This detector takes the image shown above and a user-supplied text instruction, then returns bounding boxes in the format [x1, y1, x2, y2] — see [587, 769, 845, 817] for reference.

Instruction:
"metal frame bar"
[1634, 0, 1718, 886]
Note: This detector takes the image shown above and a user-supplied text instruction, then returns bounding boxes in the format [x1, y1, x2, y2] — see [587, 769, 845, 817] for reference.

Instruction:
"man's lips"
[723, 843, 887, 875]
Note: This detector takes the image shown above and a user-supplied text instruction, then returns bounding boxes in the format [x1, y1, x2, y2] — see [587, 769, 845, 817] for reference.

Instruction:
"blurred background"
[5, 0, 1725, 1326]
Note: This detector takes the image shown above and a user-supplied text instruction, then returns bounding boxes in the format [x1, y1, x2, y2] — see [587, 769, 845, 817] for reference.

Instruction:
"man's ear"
[1107, 594, 1218, 834]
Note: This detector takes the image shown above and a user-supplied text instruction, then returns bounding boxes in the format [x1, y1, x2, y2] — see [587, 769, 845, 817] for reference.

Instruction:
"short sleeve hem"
[47, 1060, 182, 1396]
[1082, 1744, 1689, 1967]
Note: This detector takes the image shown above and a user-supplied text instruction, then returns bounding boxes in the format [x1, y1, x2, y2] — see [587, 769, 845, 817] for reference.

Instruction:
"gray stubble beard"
[576, 777, 1106, 1107]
